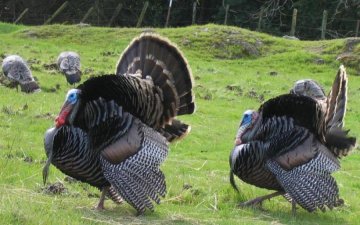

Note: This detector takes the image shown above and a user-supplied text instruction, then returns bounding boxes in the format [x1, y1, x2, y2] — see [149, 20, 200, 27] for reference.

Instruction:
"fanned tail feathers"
[326, 65, 347, 130]
[324, 65, 356, 157]
[117, 33, 195, 116]
[116, 33, 195, 141]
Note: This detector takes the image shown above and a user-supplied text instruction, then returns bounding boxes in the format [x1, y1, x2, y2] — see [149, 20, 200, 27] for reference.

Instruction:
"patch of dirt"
[195, 85, 213, 100]
[87, 193, 100, 198]
[101, 51, 116, 56]
[84, 67, 95, 75]
[35, 112, 55, 120]
[64, 176, 79, 184]
[27, 58, 41, 65]
[246, 89, 265, 102]
[226, 85, 243, 96]
[269, 71, 278, 76]
[43, 63, 58, 70]
[42, 182, 68, 195]
[23, 156, 33, 163]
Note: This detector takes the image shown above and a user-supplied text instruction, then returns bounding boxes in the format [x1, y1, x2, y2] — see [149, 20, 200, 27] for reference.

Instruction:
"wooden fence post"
[192, 2, 197, 25]
[355, 20, 360, 37]
[165, 0, 172, 27]
[80, 7, 94, 23]
[321, 10, 328, 40]
[257, 7, 264, 31]
[14, 8, 28, 24]
[290, 8, 297, 36]
[44, 1, 69, 25]
[224, 4, 229, 25]
[108, 3, 123, 26]
[136, 1, 149, 28]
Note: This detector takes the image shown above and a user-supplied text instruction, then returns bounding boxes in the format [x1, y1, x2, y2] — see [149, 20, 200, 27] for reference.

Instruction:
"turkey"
[43, 33, 195, 214]
[230, 66, 356, 214]
[57, 51, 82, 85]
[1, 55, 40, 93]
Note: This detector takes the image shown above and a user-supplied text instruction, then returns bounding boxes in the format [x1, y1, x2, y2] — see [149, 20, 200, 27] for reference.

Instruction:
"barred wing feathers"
[83, 99, 169, 213]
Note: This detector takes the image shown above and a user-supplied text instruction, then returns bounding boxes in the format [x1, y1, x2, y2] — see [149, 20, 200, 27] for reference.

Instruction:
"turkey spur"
[230, 66, 356, 214]
[43, 33, 195, 214]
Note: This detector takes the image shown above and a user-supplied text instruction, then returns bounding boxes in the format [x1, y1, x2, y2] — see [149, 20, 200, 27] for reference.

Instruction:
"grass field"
[0, 22, 359, 225]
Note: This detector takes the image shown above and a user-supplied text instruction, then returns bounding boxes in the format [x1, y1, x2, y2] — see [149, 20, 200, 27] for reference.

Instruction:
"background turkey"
[57, 51, 82, 85]
[1, 55, 40, 93]
[43, 33, 195, 214]
[230, 66, 356, 214]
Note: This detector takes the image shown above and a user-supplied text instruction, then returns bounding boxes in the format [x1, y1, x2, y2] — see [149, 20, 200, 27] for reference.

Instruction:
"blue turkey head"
[55, 89, 82, 127]
[235, 110, 259, 145]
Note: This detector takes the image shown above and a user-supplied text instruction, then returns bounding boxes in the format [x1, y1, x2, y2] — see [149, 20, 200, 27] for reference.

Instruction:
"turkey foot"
[238, 191, 284, 208]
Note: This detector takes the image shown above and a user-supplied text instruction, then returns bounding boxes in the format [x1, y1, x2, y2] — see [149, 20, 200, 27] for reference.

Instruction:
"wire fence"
[0, 2, 359, 40]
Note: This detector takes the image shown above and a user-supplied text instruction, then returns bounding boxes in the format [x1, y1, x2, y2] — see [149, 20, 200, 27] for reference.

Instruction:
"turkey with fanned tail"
[43, 33, 195, 214]
[230, 66, 356, 214]
[1, 55, 40, 93]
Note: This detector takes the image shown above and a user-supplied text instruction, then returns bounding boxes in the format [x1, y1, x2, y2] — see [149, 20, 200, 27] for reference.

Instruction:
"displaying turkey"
[43, 33, 195, 214]
[230, 66, 356, 214]
[57, 51, 82, 85]
[1, 55, 40, 93]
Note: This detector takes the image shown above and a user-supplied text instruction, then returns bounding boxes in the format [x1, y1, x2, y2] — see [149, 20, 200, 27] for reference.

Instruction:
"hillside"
[0, 22, 359, 225]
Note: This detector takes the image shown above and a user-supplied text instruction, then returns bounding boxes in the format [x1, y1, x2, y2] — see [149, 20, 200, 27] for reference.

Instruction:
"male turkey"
[43, 33, 195, 214]
[1, 55, 40, 93]
[57, 51, 82, 85]
[230, 66, 356, 214]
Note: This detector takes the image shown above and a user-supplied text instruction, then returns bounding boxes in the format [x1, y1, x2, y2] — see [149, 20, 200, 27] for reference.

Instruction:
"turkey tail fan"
[20, 80, 41, 93]
[116, 33, 195, 117]
[325, 65, 348, 130]
[159, 119, 191, 142]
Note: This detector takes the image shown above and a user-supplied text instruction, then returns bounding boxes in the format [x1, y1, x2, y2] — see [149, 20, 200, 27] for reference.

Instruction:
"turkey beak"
[42, 151, 52, 185]
[234, 138, 242, 145]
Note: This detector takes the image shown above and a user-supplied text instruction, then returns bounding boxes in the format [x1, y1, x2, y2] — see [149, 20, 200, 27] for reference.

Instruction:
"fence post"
[224, 4, 229, 25]
[321, 10, 328, 40]
[108, 3, 123, 26]
[356, 20, 360, 37]
[290, 8, 297, 36]
[165, 0, 172, 27]
[192, 2, 197, 25]
[44, 1, 69, 25]
[136, 1, 149, 28]
[80, 7, 94, 23]
[14, 8, 29, 24]
[257, 7, 264, 31]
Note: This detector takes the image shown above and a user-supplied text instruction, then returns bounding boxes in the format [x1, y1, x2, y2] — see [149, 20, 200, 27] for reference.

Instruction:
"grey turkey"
[1, 55, 40, 93]
[230, 66, 356, 214]
[57, 51, 82, 85]
[43, 33, 195, 214]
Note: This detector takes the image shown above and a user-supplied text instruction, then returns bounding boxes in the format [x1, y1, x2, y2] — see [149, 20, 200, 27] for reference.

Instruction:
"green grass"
[0, 22, 359, 224]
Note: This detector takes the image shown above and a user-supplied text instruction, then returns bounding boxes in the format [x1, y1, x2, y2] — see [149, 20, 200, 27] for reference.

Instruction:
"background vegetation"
[0, 22, 360, 224]
[1, 0, 360, 40]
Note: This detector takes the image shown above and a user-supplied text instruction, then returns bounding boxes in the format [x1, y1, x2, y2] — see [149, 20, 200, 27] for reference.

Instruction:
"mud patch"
[42, 182, 68, 195]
